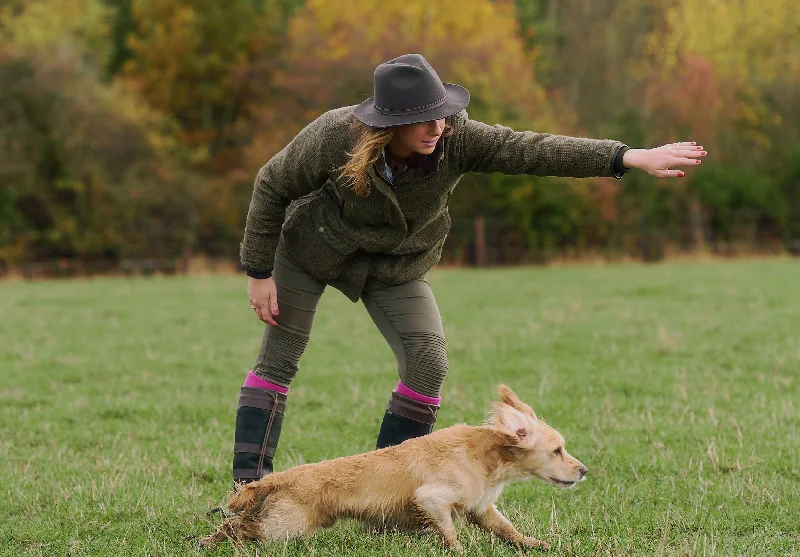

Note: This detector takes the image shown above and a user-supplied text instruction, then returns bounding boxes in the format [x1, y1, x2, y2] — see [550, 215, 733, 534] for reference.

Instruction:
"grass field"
[1, 259, 799, 556]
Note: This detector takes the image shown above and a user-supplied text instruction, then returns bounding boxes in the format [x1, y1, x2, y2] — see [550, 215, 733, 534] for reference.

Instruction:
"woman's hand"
[623, 142, 707, 178]
[248, 276, 279, 326]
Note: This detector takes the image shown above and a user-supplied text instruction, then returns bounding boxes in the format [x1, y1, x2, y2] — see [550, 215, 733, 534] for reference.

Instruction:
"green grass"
[1, 259, 799, 556]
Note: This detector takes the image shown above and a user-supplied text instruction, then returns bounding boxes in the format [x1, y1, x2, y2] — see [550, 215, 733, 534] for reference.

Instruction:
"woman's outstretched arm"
[454, 116, 705, 179]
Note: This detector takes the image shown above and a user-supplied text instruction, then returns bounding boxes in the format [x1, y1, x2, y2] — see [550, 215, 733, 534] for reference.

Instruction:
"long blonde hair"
[338, 116, 454, 197]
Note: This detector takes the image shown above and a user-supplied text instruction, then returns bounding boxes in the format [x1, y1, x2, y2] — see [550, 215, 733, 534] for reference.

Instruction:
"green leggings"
[253, 249, 448, 397]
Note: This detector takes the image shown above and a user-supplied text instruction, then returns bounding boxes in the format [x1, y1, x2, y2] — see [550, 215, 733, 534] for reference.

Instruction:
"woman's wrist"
[245, 268, 272, 280]
[622, 148, 646, 170]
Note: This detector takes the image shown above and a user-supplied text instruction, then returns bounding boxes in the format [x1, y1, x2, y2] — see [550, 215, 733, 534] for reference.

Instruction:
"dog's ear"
[497, 384, 538, 420]
[491, 402, 534, 447]
[489, 428, 520, 448]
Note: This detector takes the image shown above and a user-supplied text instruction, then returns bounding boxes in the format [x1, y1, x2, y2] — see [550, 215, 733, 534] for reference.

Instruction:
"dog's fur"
[201, 385, 587, 553]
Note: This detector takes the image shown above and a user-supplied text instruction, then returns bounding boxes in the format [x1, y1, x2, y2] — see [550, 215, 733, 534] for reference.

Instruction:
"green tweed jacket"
[240, 106, 625, 302]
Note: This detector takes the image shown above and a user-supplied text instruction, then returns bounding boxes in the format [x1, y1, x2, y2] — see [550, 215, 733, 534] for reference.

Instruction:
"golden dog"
[201, 385, 587, 552]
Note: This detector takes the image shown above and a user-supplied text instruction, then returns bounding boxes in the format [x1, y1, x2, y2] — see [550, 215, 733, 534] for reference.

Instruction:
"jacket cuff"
[243, 267, 272, 279]
[612, 144, 630, 179]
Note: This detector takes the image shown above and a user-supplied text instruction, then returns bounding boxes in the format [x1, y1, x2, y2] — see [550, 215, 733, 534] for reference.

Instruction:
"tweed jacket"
[240, 106, 625, 302]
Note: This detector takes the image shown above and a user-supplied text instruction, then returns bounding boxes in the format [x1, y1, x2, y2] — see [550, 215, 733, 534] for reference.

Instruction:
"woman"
[232, 54, 706, 483]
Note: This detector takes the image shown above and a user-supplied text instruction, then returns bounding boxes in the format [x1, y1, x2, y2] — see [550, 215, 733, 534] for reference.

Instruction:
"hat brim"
[353, 83, 470, 128]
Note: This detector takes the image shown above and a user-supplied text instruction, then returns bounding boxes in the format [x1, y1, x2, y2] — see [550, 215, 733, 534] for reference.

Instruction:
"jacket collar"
[374, 139, 445, 184]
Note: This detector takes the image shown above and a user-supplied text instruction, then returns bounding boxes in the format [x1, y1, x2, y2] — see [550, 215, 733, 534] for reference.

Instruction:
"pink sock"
[395, 381, 441, 406]
[243, 371, 289, 394]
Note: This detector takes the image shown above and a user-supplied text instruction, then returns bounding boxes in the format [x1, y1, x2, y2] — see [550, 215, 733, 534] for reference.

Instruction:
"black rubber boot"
[232, 387, 287, 484]
[376, 391, 439, 449]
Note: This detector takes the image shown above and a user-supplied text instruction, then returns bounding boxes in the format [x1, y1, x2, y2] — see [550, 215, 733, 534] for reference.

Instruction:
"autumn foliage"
[1, 0, 799, 273]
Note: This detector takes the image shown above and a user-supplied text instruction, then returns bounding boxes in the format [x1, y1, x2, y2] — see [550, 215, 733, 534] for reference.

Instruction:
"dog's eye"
[553, 448, 562, 456]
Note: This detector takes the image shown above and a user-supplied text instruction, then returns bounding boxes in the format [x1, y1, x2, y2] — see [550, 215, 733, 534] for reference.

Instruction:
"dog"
[201, 385, 587, 553]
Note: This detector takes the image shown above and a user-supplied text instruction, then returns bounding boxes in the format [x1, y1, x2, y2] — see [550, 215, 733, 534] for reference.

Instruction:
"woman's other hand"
[623, 142, 707, 178]
[248, 276, 279, 325]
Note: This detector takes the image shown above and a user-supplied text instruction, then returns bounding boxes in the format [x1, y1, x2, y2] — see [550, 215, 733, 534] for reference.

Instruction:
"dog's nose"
[579, 465, 588, 478]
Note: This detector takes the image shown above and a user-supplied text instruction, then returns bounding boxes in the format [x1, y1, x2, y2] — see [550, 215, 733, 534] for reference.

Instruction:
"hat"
[353, 54, 470, 128]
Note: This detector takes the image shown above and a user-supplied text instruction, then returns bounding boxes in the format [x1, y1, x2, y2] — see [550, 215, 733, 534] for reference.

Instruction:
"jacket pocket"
[281, 195, 359, 280]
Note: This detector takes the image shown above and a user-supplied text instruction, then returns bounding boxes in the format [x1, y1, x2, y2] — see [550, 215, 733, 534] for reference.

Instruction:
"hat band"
[373, 92, 448, 116]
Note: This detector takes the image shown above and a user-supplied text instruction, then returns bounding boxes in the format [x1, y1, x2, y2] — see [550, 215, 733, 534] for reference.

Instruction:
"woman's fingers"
[261, 296, 278, 326]
[672, 156, 703, 167]
[250, 300, 277, 325]
[673, 146, 704, 155]
[657, 168, 685, 178]
[666, 141, 695, 148]
[266, 284, 279, 324]
[643, 143, 707, 177]
[253, 304, 266, 323]
[681, 150, 706, 159]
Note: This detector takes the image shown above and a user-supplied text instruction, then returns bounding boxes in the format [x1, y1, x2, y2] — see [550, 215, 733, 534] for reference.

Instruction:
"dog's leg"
[198, 518, 250, 550]
[259, 497, 323, 541]
[413, 485, 463, 553]
[470, 505, 550, 551]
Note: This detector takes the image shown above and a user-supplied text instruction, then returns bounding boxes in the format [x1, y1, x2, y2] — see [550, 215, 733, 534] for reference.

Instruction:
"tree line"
[1, 0, 799, 275]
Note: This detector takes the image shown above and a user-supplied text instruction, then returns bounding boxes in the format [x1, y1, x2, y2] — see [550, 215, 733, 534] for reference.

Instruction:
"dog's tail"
[226, 477, 277, 515]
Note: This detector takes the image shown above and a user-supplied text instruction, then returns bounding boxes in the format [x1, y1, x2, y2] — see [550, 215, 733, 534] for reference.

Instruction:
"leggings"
[253, 249, 448, 398]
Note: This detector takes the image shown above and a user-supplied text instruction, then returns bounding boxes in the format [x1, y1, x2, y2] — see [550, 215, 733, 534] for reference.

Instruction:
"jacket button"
[318, 226, 325, 232]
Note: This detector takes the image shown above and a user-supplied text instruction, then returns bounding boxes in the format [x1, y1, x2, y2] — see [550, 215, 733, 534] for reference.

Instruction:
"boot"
[232, 386, 287, 484]
[376, 391, 438, 449]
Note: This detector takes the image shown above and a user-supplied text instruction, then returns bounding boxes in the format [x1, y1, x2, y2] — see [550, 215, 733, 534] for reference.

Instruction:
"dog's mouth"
[549, 477, 579, 488]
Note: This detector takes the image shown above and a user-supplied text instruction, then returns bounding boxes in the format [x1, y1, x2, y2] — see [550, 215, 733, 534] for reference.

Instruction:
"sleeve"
[455, 117, 626, 179]
[239, 112, 340, 276]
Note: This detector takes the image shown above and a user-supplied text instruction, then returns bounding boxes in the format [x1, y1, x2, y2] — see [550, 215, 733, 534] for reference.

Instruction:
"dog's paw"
[434, 535, 464, 554]
[520, 536, 550, 551]
[446, 541, 465, 554]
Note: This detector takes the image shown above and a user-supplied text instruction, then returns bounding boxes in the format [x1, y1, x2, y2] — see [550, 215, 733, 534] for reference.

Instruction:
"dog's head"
[487, 385, 587, 488]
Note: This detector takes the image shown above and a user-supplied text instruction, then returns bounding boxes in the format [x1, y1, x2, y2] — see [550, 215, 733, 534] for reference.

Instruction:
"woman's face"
[388, 119, 445, 158]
